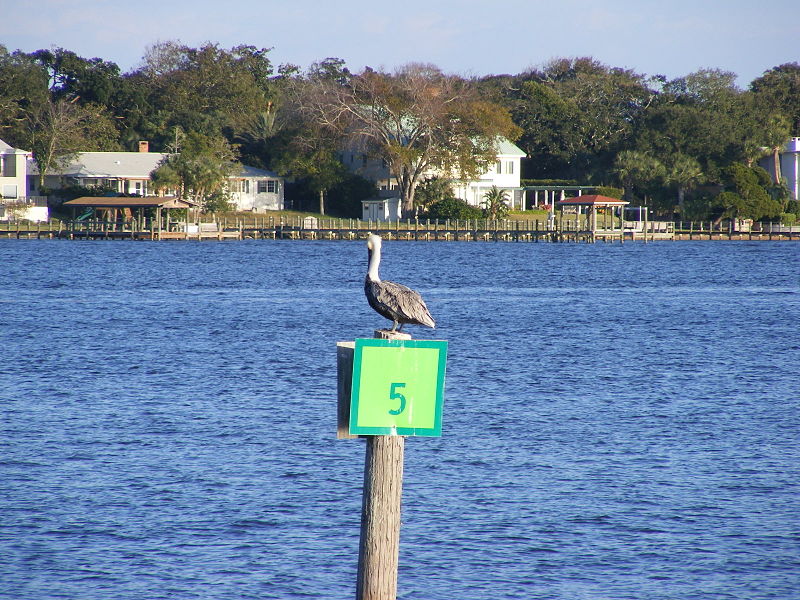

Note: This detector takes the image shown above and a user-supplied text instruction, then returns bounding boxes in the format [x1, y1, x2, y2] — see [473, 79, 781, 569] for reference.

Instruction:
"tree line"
[1, 43, 798, 222]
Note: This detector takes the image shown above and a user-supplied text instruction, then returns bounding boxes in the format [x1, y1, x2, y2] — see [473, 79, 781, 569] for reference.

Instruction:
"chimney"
[138, 141, 149, 153]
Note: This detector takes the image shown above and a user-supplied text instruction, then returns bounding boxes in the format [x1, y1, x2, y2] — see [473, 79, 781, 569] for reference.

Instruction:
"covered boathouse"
[62, 196, 200, 239]
[555, 194, 629, 241]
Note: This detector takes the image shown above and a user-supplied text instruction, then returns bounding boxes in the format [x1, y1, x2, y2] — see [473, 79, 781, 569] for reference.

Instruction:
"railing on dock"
[1, 216, 799, 241]
[672, 220, 800, 240]
[249, 215, 629, 243]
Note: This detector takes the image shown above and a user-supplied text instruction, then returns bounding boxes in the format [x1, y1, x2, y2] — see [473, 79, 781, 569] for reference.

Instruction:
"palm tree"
[763, 114, 791, 186]
[482, 185, 510, 219]
[665, 154, 704, 212]
[613, 150, 665, 203]
[236, 102, 282, 170]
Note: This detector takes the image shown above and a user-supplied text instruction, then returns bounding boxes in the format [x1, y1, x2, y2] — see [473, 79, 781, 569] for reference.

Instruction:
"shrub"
[521, 179, 578, 186]
[203, 190, 234, 213]
[425, 197, 483, 220]
[415, 177, 456, 214]
[595, 186, 623, 199]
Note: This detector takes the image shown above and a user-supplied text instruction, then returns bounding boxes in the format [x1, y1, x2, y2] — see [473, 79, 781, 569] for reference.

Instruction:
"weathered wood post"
[337, 330, 448, 600]
[357, 431, 405, 599]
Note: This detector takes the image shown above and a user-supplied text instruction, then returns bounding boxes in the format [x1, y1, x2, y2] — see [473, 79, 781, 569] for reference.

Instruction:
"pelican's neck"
[367, 245, 381, 282]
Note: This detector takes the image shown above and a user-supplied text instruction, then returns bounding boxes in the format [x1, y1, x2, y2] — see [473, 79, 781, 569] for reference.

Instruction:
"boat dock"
[1, 218, 799, 242]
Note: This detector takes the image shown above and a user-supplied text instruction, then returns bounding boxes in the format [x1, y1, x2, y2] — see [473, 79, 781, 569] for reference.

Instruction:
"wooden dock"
[2, 218, 799, 242]
[244, 218, 630, 243]
[0, 220, 243, 241]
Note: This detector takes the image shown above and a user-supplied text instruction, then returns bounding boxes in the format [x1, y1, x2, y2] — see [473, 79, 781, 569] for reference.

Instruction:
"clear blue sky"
[2, 0, 797, 87]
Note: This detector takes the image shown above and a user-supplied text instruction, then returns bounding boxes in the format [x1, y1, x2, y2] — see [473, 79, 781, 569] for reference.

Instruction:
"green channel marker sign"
[350, 338, 448, 436]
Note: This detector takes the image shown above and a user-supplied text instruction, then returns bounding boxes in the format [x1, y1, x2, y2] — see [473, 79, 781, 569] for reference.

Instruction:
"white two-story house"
[451, 138, 527, 208]
[0, 138, 48, 222]
[343, 136, 526, 220]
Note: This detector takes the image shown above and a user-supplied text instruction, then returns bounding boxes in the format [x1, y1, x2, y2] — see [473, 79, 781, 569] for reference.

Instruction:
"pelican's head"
[367, 233, 382, 252]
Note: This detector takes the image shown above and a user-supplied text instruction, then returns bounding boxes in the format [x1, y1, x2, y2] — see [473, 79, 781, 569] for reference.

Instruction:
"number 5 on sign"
[388, 383, 407, 415]
[350, 339, 448, 436]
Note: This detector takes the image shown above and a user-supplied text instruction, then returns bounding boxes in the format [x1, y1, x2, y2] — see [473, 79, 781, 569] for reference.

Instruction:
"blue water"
[1, 238, 799, 600]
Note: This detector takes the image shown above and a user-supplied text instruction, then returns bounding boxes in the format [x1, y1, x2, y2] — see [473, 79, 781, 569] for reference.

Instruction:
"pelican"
[364, 233, 435, 332]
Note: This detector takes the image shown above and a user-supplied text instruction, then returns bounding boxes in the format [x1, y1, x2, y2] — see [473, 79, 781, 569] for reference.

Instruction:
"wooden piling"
[357, 434, 405, 600]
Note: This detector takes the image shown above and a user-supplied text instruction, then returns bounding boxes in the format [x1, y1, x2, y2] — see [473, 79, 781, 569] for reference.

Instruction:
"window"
[496, 161, 502, 174]
[0, 156, 15, 177]
[258, 180, 278, 194]
[507, 161, 514, 175]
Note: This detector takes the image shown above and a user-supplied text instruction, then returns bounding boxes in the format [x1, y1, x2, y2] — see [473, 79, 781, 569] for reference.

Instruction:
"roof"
[0, 138, 28, 154]
[29, 151, 281, 180]
[236, 164, 281, 178]
[41, 152, 170, 178]
[556, 194, 629, 206]
[63, 196, 198, 209]
[495, 138, 526, 157]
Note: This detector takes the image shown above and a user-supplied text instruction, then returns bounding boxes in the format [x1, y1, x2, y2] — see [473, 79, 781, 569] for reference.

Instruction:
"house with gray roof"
[29, 148, 169, 197]
[29, 142, 285, 212]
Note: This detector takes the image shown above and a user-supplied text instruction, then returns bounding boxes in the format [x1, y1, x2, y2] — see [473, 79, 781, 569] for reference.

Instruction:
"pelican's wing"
[377, 280, 436, 328]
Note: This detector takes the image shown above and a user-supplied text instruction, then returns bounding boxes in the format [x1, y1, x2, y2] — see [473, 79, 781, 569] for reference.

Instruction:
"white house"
[451, 138, 527, 208]
[344, 136, 526, 220]
[228, 165, 284, 211]
[0, 138, 48, 222]
[30, 141, 284, 212]
[759, 137, 800, 201]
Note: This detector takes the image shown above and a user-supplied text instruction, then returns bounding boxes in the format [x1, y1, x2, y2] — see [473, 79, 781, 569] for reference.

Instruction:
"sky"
[2, 0, 798, 87]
